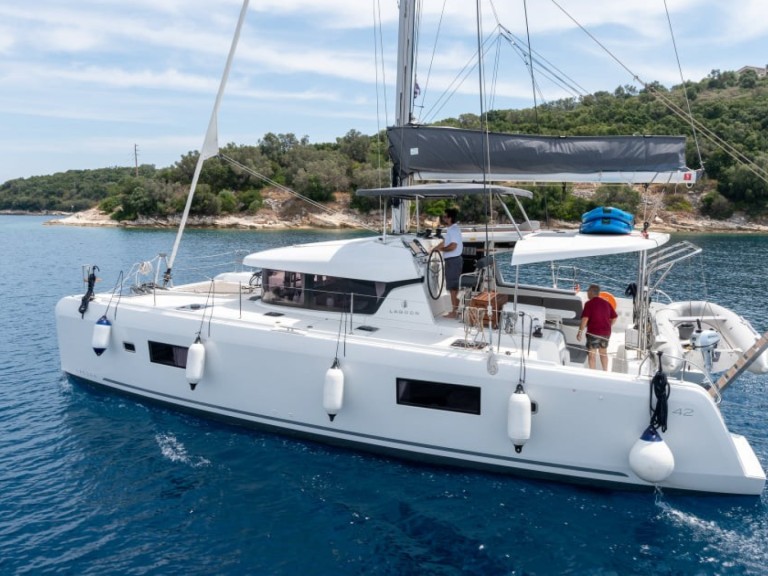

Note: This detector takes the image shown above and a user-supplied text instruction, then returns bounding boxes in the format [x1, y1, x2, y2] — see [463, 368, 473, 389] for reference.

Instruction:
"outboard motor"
[690, 320, 721, 374]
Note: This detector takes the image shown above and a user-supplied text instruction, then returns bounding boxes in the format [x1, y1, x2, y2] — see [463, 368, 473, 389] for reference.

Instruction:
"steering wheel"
[426, 249, 445, 300]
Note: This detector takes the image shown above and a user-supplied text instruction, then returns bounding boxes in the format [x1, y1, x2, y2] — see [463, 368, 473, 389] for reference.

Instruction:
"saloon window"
[262, 270, 304, 307]
[306, 274, 384, 314]
[261, 269, 386, 315]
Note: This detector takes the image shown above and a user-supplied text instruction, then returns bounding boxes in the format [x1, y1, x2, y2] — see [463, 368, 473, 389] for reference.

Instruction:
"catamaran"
[55, 0, 767, 495]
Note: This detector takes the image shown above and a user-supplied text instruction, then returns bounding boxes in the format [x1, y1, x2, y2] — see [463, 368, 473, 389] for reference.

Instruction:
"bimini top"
[510, 230, 670, 266]
[356, 182, 533, 199]
[243, 236, 418, 282]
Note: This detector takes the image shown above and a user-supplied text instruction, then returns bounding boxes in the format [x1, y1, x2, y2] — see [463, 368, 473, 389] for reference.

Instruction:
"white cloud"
[0, 26, 15, 54]
[45, 27, 104, 53]
[0, 0, 763, 183]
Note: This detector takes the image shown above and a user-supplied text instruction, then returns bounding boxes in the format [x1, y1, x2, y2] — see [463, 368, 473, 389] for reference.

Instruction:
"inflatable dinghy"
[580, 206, 634, 235]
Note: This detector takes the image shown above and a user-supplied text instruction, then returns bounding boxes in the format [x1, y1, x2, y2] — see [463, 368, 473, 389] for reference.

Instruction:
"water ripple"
[1, 217, 767, 575]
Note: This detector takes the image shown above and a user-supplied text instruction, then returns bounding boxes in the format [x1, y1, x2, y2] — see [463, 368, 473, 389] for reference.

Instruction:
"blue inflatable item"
[580, 217, 634, 235]
[581, 206, 634, 224]
[580, 206, 634, 235]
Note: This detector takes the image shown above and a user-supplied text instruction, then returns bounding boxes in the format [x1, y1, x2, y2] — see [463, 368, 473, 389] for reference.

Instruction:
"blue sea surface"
[1, 214, 767, 575]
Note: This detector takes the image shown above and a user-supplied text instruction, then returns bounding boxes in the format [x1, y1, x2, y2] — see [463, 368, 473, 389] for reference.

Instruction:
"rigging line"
[188, 249, 249, 260]
[645, 87, 768, 182]
[196, 279, 216, 339]
[104, 270, 124, 319]
[218, 154, 379, 232]
[485, 5, 504, 113]
[421, 33, 497, 123]
[497, 24, 590, 96]
[487, 36, 502, 112]
[641, 174, 673, 225]
[464, 21, 582, 115]
[666, 102, 768, 179]
[503, 48, 581, 101]
[373, 0, 389, 136]
[504, 39, 577, 101]
[475, 0, 488, 174]
[373, 0, 387, 223]
[419, 0, 448, 109]
[548, 0, 639, 86]
[413, 0, 423, 117]
[476, 0, 495, 347]
[372, 0, 387, 193]
[548, 0, 768, 184]
[334, 310, 344, 360]
[420, 28, 498, 122]
[664, 0, 703, 169]
[522, 0, 539, 131]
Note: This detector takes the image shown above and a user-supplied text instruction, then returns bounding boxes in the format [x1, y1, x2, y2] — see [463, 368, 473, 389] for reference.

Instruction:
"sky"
[1, 0, 766, 184]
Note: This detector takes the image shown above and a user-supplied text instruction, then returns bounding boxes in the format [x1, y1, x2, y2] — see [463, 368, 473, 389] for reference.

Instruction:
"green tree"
[238, 189, 263, 213]
[700, 192, 734, 219]
[739, 69, 759, 89]
[592, 184, 640, 214]
[113, 177, 167, 220]
[218, 189, 238, 213]
[287, 146, 351, 202]
[337, 129, 371, 163]
[718, 159, 768, 211]
[190, 185, 221, 216]
[348, 167, 390, 213]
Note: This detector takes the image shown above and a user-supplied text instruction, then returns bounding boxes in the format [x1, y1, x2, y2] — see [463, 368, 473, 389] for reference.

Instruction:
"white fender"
[486, 350, 499, 375]
[323, 358, 344, 422]
[655, 341, 684, 374]
[507, 384, 532, 453]
[186, 337, 206, 390]
[92, 315, 112, 356]
[629, 426, 675, 483]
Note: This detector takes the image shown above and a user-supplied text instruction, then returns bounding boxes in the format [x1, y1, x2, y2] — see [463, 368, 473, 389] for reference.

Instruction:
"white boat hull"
[56, 288, 766, 495]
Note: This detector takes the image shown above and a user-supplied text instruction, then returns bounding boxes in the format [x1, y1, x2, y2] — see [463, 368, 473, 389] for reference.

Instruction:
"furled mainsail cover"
[387, 125, 691, 184]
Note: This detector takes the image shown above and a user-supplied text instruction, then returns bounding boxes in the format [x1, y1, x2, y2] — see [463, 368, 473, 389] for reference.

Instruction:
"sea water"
[1, 215, 767, 575]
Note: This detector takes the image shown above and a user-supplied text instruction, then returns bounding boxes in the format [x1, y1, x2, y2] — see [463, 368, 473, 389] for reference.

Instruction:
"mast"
[391, 0, 416, 234]
[163, 0, 250, 286]
[395, 0, 416, 129]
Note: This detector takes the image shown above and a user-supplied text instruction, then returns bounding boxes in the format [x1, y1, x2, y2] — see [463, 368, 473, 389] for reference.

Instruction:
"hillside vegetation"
[2, 68, 767, 224]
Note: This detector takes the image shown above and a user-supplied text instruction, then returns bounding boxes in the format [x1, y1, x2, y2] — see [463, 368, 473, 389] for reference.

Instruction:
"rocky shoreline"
[37, 207, 768, 234]
[9, 185, 768, 233]
[39, 189, 382, 231]
[41, 207, 377, 231]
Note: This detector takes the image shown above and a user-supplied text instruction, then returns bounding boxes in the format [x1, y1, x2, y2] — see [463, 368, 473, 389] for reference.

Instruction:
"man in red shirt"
[577, 284, 618, 370]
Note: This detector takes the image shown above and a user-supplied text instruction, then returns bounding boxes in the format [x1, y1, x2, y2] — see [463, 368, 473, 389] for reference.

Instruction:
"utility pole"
[134, 144, 139, 177]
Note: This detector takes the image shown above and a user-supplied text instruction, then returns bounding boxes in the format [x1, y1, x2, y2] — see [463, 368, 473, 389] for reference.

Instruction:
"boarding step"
[711, 330, 768, 397]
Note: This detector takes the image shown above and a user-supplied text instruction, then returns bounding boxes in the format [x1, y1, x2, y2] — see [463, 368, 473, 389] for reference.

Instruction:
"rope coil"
[649, 351, 671, 432]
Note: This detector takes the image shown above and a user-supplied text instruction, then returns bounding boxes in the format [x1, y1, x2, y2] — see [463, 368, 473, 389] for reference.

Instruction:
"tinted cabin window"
[396, 378, 481, 415]
[261, 269, 385, 315]
[262, 270, 304, 307]
[306, 274, 383, 314]
[148, 341, 188, 368]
